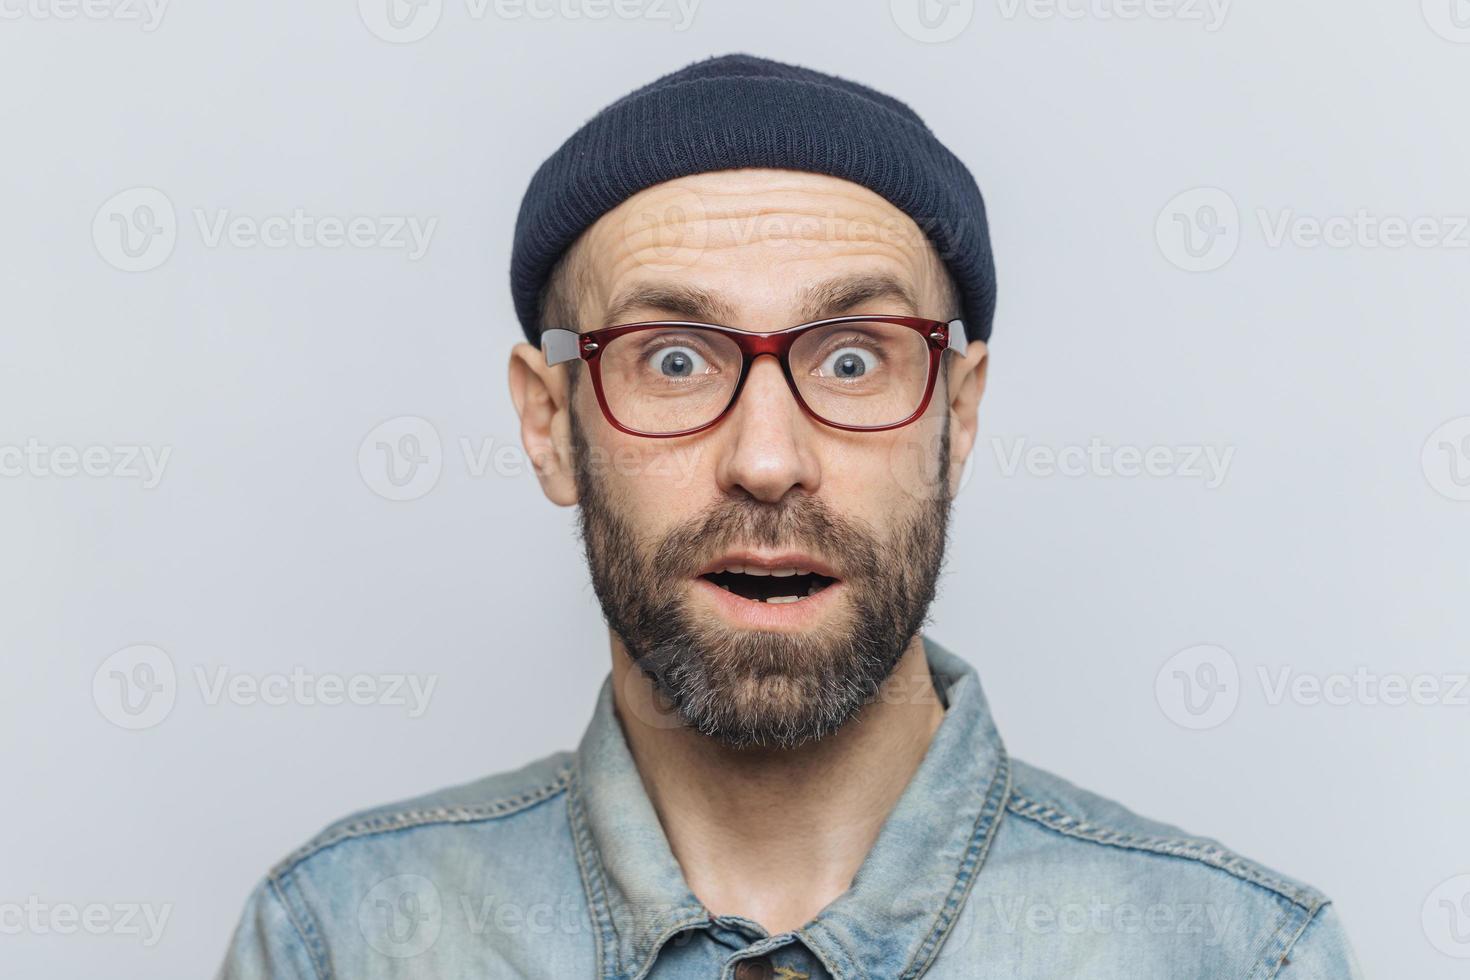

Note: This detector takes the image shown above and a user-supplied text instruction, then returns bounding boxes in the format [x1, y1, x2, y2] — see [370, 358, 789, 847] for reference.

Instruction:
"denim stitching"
[627, 916, 715, 980]
[567, 771, 621, 980]
[900, 751, 1012, 979]
[268, 768, 573, 879]
[1006, 794, 1325, 912]
[1256, 900, 1322, 980]
[268, 871, 332, 980]
[793, 923, 853, 980]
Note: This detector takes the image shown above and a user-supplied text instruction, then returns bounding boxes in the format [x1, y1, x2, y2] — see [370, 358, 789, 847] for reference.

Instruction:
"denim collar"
[569, 636, 1012, 980]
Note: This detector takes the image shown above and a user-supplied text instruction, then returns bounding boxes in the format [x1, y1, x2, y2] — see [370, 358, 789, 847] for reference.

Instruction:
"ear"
[508, 341, 579, 507]
[945, 340, 989, 496]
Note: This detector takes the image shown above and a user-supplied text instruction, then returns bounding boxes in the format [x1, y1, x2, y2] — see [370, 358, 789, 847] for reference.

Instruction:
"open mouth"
[699, 566, 839, 605]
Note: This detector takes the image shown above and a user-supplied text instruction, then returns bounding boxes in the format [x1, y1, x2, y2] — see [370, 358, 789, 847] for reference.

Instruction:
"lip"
[694, 550, 842, 579]
[691, 575, 845, 631]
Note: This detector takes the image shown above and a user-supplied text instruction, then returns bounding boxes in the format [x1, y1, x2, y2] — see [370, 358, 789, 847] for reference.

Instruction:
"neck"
[610, 634, 945, 936]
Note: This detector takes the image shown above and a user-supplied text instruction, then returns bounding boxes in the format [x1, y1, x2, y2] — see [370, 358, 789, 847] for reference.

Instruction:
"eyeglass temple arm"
[946, 319, 969, 354]
[541, 328, 582, 365]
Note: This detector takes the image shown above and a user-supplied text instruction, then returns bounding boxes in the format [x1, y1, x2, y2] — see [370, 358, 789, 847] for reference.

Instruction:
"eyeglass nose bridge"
[742, 330, 792, 359]
[723, 343, 809, 425]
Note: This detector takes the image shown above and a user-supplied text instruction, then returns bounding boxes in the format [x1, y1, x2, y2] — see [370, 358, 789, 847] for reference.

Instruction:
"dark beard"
[571, 409, 953, 749]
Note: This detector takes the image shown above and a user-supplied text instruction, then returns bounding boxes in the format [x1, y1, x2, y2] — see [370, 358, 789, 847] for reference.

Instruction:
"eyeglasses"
[542, 315, 966, 438]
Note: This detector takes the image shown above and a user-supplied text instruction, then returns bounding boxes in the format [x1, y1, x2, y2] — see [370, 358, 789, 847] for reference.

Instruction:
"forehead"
[572, 169, 950, 328]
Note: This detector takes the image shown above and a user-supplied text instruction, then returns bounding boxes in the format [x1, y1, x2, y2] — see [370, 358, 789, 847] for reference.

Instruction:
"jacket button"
[734, 957, 774, 980]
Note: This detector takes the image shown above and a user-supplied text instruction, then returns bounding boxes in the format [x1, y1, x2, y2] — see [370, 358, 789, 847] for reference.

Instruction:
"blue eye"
[647, 346, 708, 378]
[819, 347, 876, 379]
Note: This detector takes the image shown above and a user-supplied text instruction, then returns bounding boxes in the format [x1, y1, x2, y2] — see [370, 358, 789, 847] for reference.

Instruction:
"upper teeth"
[722, 565, 805, 576]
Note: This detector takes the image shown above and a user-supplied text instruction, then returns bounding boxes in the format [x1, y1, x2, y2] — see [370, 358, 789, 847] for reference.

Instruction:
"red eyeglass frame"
[541, 315, 968, 438]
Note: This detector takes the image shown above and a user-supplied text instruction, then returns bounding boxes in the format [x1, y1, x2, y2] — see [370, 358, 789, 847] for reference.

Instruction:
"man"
[220, 54, 1360, 978]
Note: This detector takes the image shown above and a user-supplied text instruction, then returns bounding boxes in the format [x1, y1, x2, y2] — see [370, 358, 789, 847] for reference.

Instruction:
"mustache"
[650, 492, 882, 582]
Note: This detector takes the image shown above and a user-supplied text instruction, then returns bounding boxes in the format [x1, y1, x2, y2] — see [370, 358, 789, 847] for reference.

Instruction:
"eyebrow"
[601, 272, 922, 329]
[795, 273, 921, 323]
[602, 283, 738, 327]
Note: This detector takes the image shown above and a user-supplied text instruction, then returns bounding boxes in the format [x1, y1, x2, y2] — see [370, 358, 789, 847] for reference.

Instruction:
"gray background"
[3, 0, 1467, 976]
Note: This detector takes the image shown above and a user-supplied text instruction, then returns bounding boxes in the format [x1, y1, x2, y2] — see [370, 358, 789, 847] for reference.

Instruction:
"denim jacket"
[218, 638, 1361, 979]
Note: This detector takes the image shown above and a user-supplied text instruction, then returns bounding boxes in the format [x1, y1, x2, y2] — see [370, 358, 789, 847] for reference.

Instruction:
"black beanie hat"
[510, 53, 996, 345]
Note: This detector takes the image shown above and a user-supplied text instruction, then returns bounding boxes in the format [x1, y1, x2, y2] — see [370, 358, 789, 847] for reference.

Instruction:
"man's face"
[516, 169, 986, 748]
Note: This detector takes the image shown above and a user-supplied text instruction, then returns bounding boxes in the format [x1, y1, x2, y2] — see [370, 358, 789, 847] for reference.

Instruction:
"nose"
[714, 355, 822, 504]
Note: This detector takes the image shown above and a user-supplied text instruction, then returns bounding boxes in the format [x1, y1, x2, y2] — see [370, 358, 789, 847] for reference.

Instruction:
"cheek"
[585, 431, 717, 528]
[833, 418, 950, 512]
